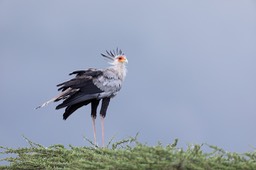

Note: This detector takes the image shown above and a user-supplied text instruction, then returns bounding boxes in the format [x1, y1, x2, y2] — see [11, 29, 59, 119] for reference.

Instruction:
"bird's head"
[101, 48, 128, 65]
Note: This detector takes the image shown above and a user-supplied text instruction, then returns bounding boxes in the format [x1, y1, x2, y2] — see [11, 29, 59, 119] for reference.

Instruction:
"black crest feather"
[101, 48, 124, 60]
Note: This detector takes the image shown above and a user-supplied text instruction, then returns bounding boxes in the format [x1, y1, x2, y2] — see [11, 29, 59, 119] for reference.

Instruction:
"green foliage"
[1, 135, 256, 170]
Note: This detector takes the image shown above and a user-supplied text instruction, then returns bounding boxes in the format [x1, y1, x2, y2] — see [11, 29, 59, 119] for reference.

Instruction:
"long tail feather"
[35, 88, 75, 109]
[35, 97, 56, 109]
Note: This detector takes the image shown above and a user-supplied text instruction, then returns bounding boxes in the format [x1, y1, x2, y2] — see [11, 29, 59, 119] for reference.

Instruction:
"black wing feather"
[56, 92, 98, 109]
[57, 69, 103, 91]
[56, 68, 104, 109]
[69, 69, 103, 77]
[63, 100, 92, 120]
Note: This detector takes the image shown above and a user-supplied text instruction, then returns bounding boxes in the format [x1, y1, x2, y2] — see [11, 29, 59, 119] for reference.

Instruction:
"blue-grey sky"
[1, 0, 256, 153]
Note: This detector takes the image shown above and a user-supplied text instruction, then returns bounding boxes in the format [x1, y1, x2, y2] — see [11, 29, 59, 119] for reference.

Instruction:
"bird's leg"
[100, 98, 110, 147]
[91, 100, 100, 146]
[100, 116, 105, 147]
[92, 117, 97, 146]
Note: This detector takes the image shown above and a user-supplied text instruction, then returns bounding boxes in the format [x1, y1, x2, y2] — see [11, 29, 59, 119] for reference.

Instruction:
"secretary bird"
[36, 48, 128, 146]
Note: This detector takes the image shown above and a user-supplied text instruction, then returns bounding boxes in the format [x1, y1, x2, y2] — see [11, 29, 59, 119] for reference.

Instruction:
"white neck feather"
[110, 61, 127, 81]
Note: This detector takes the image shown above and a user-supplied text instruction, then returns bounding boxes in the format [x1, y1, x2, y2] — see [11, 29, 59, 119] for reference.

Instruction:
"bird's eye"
[116, 56, 127, 63]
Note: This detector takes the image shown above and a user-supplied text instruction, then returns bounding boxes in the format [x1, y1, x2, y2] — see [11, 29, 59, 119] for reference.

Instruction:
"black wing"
[69, 68, 103, 77]
[55, 68, 104, 110]
[57, 68, 103, 91]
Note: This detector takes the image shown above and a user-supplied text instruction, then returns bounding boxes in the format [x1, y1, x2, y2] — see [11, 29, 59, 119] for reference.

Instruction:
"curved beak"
[123, 57, 128, 63]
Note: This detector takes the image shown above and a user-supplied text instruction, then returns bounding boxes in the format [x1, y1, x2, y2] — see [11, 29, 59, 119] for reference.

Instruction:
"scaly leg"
[100, 116, 105, 147]
[99, 98, 110, 147]
[92, 117, 97, 146]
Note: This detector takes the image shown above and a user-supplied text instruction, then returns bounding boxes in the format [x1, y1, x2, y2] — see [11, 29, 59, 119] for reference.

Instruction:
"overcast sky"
[1, 0, 256, 154]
